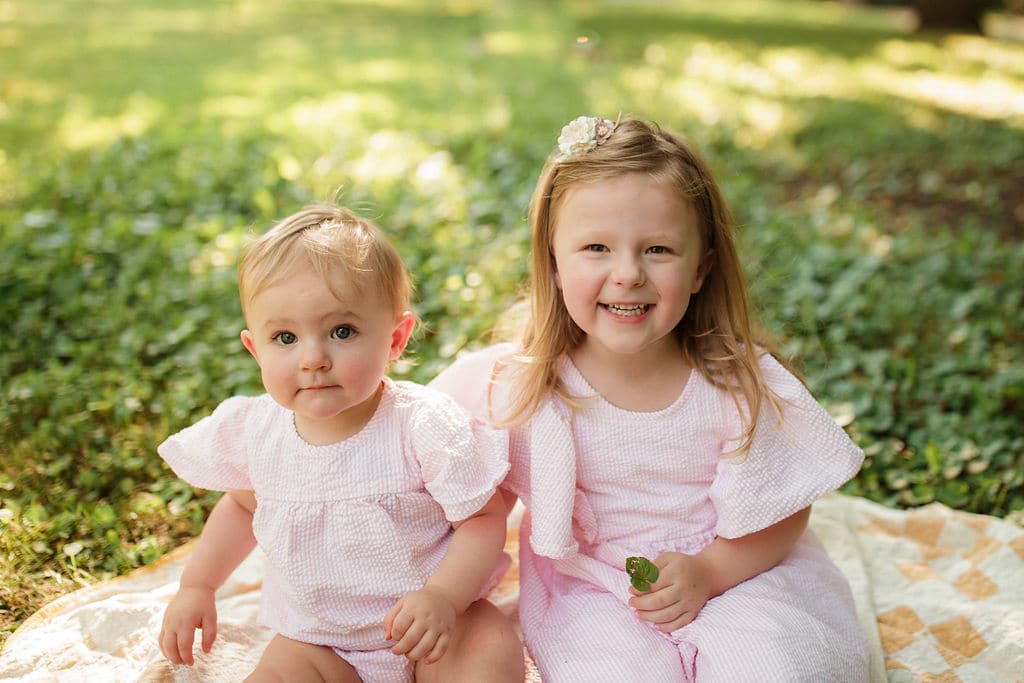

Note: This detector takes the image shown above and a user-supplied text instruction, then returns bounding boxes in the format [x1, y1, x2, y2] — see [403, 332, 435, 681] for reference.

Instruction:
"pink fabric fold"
[525, 399, 580, 559]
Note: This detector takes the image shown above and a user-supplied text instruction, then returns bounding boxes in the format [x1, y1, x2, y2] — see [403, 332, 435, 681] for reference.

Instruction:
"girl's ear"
[240, 330, 259, 361]
[692, 249, 715, 293]
[389, 312, 416, 361]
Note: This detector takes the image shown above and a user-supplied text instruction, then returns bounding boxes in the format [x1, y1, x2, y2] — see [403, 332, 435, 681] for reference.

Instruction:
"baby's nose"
[300, 342, 331, 370]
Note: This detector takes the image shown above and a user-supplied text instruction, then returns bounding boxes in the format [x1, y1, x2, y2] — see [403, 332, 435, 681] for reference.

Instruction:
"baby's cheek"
[342, 358, 382, 390]
[262, 368, 296, 400]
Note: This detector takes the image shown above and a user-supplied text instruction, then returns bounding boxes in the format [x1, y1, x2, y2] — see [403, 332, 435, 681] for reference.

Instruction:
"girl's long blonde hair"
[502, 117, 785, 453]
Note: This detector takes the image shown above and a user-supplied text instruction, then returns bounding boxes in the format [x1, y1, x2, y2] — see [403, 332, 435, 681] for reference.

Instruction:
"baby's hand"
[383, 586, 457, 664]
[628, 551, 713, 633]
[159, 585, 218, 665]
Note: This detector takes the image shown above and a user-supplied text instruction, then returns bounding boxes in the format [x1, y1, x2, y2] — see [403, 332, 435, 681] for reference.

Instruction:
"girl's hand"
[627, 551, 713, 633]
[159, 585, 218, 665]
[383, 586, 457, 664]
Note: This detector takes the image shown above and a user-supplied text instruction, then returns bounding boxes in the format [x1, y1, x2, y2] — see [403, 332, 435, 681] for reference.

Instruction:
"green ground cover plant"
[1, 0, 1022, 647]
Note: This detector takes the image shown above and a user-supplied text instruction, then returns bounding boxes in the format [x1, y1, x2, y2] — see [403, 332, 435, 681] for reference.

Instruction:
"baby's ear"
[389, 312, 416, 360]
[240, 330, 259, 360]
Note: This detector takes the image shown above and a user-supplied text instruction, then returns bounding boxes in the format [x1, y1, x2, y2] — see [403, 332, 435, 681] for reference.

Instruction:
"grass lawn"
[1, 0, 1022, 647]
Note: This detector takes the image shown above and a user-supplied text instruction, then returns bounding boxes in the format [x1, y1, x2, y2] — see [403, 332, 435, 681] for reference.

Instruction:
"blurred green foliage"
[1, 0, 1022, 644]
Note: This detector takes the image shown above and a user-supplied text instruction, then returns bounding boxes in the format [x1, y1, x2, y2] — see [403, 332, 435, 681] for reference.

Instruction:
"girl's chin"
[586, 335, 680, 360]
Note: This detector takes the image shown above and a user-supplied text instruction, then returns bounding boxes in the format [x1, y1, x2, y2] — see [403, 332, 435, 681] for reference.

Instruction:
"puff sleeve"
[709, 354, 864, 538]
[428, 343, 516, 422]
[157, 395, 257, 491]
[410, 389, 510, 523]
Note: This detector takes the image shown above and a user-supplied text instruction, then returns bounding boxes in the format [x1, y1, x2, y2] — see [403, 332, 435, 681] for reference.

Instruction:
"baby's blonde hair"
[238, 204, 412, 321]
[503, 117, 784, 453]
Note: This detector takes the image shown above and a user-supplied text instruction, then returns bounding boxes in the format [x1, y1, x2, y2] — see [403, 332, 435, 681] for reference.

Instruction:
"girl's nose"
[613, 255, 645, 287]
[300, 342, 331, 371]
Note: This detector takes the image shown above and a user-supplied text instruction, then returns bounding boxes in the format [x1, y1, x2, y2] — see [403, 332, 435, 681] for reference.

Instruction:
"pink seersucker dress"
[431, 344, 870, 682]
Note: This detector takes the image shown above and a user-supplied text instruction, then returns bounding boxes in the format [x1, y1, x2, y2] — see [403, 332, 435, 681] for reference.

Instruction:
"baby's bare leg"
[415, 599, 524, 683]
[245, 634, 361, 683]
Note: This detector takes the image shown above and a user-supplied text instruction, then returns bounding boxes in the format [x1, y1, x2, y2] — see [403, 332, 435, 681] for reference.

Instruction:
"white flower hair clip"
[556, 115, 619, 161]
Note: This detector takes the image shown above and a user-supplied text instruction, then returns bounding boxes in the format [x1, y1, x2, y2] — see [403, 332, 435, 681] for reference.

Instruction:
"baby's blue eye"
[331, 325, 355, 340]
[584, 244, 608, 252]
[274, 332, 297, 345]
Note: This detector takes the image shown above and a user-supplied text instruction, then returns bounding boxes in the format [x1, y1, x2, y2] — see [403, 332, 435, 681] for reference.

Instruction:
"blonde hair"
[504, 117, 784, 453]
[238, 204, 412, 321]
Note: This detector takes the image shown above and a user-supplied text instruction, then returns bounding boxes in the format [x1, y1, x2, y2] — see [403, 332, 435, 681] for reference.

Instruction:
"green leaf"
[625, 556, 660, 592]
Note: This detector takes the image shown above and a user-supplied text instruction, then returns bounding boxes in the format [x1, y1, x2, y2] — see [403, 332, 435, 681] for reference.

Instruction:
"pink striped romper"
[159, 378, 509, 682]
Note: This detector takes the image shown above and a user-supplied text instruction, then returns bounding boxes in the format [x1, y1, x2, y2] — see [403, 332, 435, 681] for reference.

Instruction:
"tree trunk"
[914, 0, 987, 32]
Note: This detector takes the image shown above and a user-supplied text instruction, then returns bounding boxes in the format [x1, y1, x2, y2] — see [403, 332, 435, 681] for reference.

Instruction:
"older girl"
[433, 117, 869, 681]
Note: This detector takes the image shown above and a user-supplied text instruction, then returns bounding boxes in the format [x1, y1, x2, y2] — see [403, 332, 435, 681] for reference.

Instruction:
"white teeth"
[604, 303, 648, 316]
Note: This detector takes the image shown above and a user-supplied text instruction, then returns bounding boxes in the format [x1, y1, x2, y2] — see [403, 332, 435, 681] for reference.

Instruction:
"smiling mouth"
[603, 303, 649, 317]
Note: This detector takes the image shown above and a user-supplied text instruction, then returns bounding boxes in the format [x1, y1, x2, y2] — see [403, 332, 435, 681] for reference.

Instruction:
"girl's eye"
[273, 332, 297, 345]
[331, 325, 355, 340]
[584, 244, 608, 252]
[647, 245, 671, 255]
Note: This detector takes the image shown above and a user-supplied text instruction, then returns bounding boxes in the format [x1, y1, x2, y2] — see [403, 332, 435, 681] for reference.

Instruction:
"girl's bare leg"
[245, 634, 361, 683]
[415, 599, 524, 683]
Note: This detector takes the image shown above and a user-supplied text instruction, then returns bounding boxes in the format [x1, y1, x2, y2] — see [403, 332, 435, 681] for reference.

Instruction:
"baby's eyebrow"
[262, 310, 364, 329]
[322, 309, 364, 323]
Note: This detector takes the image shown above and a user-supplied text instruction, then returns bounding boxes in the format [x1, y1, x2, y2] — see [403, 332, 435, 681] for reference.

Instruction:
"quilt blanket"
[1, 494, 1022, 682]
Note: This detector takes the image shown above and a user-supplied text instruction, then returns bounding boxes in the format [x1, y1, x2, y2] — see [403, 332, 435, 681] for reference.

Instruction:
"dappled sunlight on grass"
[0, 148, 16, 206]
[267, 31, 316, 56]
[200, 95, 266, 120]
[411, 151, 461, 195]
[482, 30, 533, 55]
[191, 231, 247, 281]
[3, 77, 60, 108]
[685, 42, 781, 93]
[900, 105, 947, 134]
[341, 129, 476, 229]
[360, 59, 408, 83]
[280, 92, 398, 141]
[869, 38, 1024, 123]
[809, 192, 896, 259]
[758, 48, 850, 94]
[621, 23, 1024, 161]
[810, 196, 895, 260]
[56, 93, 163, 150]
[947, 35, 1024, 76]
[348, 130, 433, 187]
[740, 99, 787, 146]
[0, 25, 15, 48]
[875, 38, 944, 70]
[275, 155, 303, 181]
[611, 0, 915, 33]
[626, 40, 855, 149]
[865, 231, 894, 259]
[861, 61, 1024, 123]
